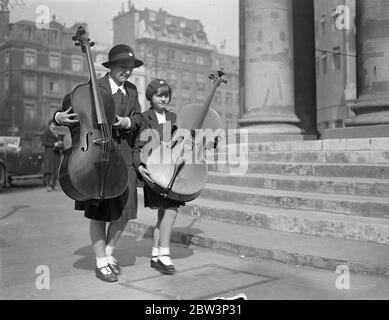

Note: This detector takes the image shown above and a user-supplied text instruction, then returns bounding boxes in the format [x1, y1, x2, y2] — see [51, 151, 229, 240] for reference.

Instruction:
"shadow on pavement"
[72, 234, 195, 271]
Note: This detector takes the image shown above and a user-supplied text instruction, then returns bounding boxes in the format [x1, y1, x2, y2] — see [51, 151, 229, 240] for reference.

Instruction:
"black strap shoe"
[95, 266, 118, 282]
[155, 255, 176, 275]
[108, 261, 121, 275]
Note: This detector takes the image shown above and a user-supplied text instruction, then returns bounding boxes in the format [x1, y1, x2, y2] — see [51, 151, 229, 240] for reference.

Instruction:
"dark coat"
[133, 108, 176, 170]
[40, 128, 62, 175]
[56, 74, 143, 221]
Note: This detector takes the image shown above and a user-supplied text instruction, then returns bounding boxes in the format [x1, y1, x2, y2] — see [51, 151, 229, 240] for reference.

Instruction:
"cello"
[139, 69, 226, 202]
[59, 26, 128, 201]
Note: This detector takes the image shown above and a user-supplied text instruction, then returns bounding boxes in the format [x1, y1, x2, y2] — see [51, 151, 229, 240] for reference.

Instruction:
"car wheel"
[0, 164, 6, 191]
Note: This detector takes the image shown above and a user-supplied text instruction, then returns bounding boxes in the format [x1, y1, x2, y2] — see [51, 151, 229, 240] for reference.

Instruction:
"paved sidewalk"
[1, 186, 389, 300]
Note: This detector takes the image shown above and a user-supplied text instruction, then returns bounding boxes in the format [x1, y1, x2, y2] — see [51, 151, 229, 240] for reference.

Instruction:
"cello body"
[59, 26, 128, 201]
[140, 70, 226, 202]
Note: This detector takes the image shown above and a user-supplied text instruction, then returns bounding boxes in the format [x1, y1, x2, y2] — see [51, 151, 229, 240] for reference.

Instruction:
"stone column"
[344, 0, 389, 135]
[238, 0, 310, 141]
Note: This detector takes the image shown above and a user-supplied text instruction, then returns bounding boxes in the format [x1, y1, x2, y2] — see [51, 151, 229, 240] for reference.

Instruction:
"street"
[1, 184, 389, 300]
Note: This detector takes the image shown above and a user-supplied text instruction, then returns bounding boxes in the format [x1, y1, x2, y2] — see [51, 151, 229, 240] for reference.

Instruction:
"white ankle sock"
[159, 247, 173, 265]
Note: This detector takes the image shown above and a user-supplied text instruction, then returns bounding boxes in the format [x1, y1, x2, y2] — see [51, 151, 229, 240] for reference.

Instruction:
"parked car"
[0, 136, 44, 191]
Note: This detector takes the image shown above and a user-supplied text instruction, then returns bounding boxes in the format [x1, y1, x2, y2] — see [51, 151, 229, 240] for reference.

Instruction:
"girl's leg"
[90, 219, 117, 281]
[105, 212, 128, 266]
[158, 207, 178, 267]
[159, 207, 178, 248]
[90, 219, 107, 259]
[151, 208, 165, 265]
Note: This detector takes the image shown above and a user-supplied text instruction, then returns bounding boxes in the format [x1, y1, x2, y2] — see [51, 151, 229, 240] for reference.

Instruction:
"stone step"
[215, 150, 389, 164]
[180, 197, 389, 245]
[209, 162, 389, 179]
[200, 184, 389, 218]
[218, 137, 389, 153]
[126, 210, 389, 277]
[207, 171, 389, 197]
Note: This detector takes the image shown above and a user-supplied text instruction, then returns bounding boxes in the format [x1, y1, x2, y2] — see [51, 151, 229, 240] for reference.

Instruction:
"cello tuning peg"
[209, 73, 216, 80]
[217, 69, 226, 77]
[75, 43, 81, 46]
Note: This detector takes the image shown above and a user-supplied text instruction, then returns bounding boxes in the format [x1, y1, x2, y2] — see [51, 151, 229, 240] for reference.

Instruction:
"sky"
[8, 0, 239, 56]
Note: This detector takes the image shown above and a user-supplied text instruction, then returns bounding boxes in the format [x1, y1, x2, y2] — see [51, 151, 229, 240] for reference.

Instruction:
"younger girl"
[133, 79, 184, 275]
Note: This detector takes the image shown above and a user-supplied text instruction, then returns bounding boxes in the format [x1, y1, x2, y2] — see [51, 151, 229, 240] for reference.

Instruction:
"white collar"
[108, 75, 126, 96]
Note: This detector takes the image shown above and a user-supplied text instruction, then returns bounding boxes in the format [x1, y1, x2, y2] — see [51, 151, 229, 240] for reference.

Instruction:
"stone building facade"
[113, 1, 240, 129]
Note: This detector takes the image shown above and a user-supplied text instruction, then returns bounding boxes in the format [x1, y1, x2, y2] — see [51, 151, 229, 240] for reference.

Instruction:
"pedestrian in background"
[41, 119, 63, 192]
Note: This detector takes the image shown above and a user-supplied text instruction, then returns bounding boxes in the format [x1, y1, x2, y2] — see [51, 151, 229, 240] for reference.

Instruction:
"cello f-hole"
[81, 131, 92, 152]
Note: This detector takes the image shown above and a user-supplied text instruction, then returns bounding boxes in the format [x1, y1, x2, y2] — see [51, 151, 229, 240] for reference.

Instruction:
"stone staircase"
[126, 137, 389, 276]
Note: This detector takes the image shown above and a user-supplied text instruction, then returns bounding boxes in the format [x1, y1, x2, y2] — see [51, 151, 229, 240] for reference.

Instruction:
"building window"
[321, 15, 326, 36]
[49, 30, 59, 45]
[226, 92, 232, 105]
[182, 91, 191, 100]
[24, 74, 36, 94]
[50, 104, 58, 118]
[149, 11, 157, 22]
[321, 54, 327, 75]
[49, 52, 61, 69]
[214, 92, 221, 104]
[182, 71, 191, 89]
[24, 49, 37, 66]
[196, 73, 205, 89]
[49, 79, 60, 93]
[4, 73, 9, 94]
[334, 120, 343, 128]
[24, 27, 33, 40]
[196, 92, 205, 101]
[182, 52, 190, 63]
[24, 102, 36, 125]
[71, 56, 83, 72]
[196, 54, 205, 65]
[167, 49, 175, 61]
[332, 47, 341, 71]
[4, 51, 9, 66]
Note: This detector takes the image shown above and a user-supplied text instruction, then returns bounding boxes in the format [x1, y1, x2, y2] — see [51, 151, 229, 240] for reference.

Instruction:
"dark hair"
[153, 85, 172, 102]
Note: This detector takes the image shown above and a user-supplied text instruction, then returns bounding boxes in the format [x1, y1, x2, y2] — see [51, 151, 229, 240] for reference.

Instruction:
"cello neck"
[84, 45, 106, 125]
[73, 26, 107, 126]
[192, 69, 226, 130]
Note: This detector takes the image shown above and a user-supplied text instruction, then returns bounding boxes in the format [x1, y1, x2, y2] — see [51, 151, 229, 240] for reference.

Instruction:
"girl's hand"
[56, 107, 79, 125]
[138, 165, 150, 176]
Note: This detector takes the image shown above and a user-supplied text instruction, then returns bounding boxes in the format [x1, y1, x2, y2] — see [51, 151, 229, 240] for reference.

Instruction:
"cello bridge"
[93, 138, 111, 145]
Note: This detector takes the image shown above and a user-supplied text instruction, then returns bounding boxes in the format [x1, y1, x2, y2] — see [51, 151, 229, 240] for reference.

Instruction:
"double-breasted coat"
[56, 73, 143, 222]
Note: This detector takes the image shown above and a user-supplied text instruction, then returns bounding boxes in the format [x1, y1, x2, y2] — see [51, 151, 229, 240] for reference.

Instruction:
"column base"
[322, 125, 389, 139]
